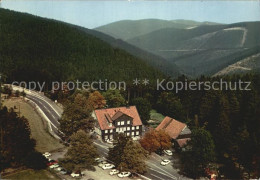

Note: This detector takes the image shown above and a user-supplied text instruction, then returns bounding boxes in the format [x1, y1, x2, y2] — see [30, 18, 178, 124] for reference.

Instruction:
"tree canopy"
[59, 92, 95, 137]
[59, 130, 99, 172]
[180, 128, 216, 178]
[107, 134, 147, 174]
[0, 106, 46, 170]
[140, 129, 171, 154]
[103, 89, 126, 108]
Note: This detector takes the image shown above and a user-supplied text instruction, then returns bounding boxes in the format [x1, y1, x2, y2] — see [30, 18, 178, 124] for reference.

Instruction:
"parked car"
[60, 169, 67, 175]
[49, 164, 59, 169]
[102, 163, 115, 170]
[71, 172, 80, 178]
[55, 167, 62, 171]
[160, 159, 171, 166]
[118, 172, 131, 178]
[163, 150, 173, 156]
[110, 169, 120, 175]
[43, 152, 51, 157]
[98, 161, 109, 168]
[95, 158, 101, 162]
[47, 159, 58, 166]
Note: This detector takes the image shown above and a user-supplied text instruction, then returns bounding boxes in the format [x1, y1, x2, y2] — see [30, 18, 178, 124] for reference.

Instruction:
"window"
[105, 135, 108, 140]
[123, 127, 126, 131]
[127, 120, 130, 124]
[105, 130, 108, 133]
[127, 127, 130, 131]
[121, 121, 125, 125]
[110, 129, 113, 133]
[132, 132, 135, 136]
[136, 131, 139, 136]
[110, 135, 113, 139]
[117, 121, 121, 126]
[136, 126, 139, 130]
[116, 128, 119, 132]
[127, 132, 130, 136]
[132, 126, 135, 130]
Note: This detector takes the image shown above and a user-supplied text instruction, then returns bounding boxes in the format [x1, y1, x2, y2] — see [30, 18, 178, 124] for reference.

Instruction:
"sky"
[1, 0, 260, 29]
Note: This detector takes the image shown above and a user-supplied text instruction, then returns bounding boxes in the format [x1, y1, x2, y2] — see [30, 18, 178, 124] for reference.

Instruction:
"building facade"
[93, 106, 143, 141]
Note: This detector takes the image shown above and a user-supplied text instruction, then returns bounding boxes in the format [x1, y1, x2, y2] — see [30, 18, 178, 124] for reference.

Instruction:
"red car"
[47, 159, 58, 166]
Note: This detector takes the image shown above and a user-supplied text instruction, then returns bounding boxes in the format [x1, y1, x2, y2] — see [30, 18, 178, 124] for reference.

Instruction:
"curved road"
[26, 94, 61, 136]
[8, 84, 62, 137]
[10, 85, 189, 180]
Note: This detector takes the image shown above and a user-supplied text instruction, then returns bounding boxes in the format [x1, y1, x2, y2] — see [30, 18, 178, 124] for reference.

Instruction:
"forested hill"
[74, 25, 181, 78]
[0, 9, 165, 85]
[95, 19, 220, 40]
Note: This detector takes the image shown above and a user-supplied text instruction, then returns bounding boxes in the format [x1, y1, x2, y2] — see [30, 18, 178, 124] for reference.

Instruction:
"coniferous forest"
[0, 7, 259, 179]
[0, 9, 163, 86]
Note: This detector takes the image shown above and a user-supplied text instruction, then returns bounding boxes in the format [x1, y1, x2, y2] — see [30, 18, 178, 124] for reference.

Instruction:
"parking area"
[44, 150, 136, 180]
[82, 166, 132, 180]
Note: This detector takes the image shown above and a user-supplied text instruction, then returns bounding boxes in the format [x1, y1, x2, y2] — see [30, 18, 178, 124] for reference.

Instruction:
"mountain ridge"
[0, 9, 166, 85]
[95, 19, 220, 41]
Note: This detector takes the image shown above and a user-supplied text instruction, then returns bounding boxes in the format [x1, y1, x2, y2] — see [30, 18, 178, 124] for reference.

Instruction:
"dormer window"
[127, 120, 130, 124]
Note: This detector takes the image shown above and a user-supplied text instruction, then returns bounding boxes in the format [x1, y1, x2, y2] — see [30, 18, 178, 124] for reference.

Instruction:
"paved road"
[10, 84, 63, 137]
[93, 139, 189, 180]
[26, 93, 62, 136]
[10, 85, 189, 180]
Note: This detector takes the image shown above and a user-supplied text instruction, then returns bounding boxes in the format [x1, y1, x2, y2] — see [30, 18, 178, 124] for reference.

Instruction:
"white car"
[98, 161, 109, 168]
[71, 172, 80, 177]
[102, 163, 115, 170]
[110, 169, 119, 175]
[163, 150, 173, 156]
[118, 172, 131, 178]
[60, 169, 67, 175]
[55, 167, 62, 171]
[49, 164, 59, 169]
[160, 159, 171, 166]
[95, 158, 101, 162]
[43, 152, 51, 157]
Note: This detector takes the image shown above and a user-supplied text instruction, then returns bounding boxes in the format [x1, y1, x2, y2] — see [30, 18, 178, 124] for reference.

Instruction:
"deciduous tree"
[59, 130, 99, 172]
[107, 134, 130, 167]
[140, 129, 171, 154]
[103, 89, 126, 108]
[119, 140, 147, 174]
[88, 91, 106, 109]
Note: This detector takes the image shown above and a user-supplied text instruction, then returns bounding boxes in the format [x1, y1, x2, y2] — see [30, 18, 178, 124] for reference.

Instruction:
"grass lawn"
[149, 109, 165, 128]
[3, 97, 64, 153]
[3, 169, 60, 180]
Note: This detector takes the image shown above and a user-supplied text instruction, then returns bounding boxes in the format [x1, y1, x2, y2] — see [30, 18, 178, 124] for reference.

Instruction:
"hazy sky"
[1, 0, 260, 28]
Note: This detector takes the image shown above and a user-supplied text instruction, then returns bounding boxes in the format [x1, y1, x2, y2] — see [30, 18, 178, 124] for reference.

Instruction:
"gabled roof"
[176, 138, 191, 148]
[156, 116, 188, 139]
[112, 110, 132, 121]
[94, 106, 142, 130]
